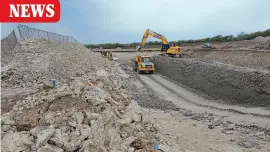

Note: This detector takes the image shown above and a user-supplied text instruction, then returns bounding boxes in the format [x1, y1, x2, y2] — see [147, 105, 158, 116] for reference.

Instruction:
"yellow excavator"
[137, 29, 182, 57]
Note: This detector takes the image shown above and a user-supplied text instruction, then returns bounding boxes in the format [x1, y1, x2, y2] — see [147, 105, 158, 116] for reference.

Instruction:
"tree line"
[85, 29, 270, 49]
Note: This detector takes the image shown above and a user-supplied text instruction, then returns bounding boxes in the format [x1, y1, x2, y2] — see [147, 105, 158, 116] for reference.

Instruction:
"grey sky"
[1, 0, 270, 44]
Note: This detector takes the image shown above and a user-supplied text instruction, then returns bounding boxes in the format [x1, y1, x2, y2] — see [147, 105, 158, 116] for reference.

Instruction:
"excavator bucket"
[136, 46, 143, 52]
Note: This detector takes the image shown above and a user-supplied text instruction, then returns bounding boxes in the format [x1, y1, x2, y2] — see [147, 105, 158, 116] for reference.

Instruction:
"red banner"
[0, 0, 60, 23]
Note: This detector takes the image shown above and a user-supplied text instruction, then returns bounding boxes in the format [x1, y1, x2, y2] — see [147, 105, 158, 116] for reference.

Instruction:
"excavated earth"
[114, 50, 270, 151]
[1, 38, 165, 152]
[151, 51, 270, 107]
[184, 49, 270, 70]
[1, 38, 270, 152]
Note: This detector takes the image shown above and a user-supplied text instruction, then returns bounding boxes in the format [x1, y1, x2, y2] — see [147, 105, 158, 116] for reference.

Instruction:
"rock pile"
[1, 38, 112, 97]
[1, 39, 158, 152]
[252, 36, 265, 42]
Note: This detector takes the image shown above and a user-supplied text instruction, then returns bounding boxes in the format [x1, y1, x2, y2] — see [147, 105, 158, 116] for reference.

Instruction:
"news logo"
[0, 0, 60, 22]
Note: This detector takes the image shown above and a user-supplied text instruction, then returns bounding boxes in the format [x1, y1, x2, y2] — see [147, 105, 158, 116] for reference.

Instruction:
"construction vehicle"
[138, 29, 182, 57]
[201, 43, 216, 49]
[133, 55, 154, 74]
[101, 51, 113, 60]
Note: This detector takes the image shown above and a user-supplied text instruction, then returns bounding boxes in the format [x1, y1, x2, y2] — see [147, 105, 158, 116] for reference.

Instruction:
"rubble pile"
[252, 41, 270, 50]
[1, 39, 158, 152]
[1, 38, 113, 99]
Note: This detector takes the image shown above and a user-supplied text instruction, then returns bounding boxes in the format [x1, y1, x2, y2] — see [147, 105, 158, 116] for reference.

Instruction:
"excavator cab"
[161, 44, 170, 52]
[160, 44, 181, 57]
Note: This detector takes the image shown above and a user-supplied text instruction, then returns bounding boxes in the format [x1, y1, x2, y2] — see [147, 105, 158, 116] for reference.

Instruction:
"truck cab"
[133, 56, 155, 74]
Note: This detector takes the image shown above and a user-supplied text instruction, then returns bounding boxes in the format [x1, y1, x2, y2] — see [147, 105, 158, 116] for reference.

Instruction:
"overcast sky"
[1, 0, 270, 44]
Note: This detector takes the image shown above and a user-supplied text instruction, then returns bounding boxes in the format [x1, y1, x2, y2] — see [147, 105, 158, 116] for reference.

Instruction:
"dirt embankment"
[152, 56, 270, 107]
[184, 49, 270, 70]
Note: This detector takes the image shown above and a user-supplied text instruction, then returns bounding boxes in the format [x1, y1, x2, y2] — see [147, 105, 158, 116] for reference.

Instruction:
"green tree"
[85, 29, 270, 48]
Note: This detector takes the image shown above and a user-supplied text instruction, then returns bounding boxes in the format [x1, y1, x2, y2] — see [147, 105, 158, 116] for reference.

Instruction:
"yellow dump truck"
[133, 56, 155, 74]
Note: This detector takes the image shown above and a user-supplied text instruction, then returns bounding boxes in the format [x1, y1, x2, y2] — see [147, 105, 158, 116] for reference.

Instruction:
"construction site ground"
[1, 38, 270, 152]
[115, 53, 270, 151]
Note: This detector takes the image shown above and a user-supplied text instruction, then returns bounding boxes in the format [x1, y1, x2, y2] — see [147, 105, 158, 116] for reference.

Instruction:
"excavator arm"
[137, 29, 181, 57]
[139, 29, 169, 49]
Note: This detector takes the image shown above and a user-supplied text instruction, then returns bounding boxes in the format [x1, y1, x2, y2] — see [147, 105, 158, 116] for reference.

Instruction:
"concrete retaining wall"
[152, 56, 270, 107]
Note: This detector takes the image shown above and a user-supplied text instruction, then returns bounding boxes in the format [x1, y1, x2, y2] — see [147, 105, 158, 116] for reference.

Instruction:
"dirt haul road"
[115, 52, 270, 123]
[138, 74, 270, 128]
[114, 51, 270, 151]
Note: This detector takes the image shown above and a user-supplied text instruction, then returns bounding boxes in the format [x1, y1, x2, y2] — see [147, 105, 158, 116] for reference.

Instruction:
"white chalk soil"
[139, 74, 270, 129]
[114, 52, 270, 152]
[1, 39, 159, 152]
[1, 39, 269, 152]
[143, 108, 270, 152]
[137, 74, 270, 152]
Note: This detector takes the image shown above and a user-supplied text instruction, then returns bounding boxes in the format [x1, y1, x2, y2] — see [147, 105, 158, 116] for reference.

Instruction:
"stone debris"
[37, 144, 64, 152]
[222, 123, 236, 132]
[222, 130, 234, 135]
[239, 128, 252, 134]
[255, 132, 268, 141]
[36, 127, 56, 148]
[1, 131, 34, 152]
[208, 124, 215, 129]
[1, 39, 158, 152]
[183, 110, 193, 116]
[211, 117, 223, 126]
[237, 139, 260, 149]
[190, 112, 209, 121]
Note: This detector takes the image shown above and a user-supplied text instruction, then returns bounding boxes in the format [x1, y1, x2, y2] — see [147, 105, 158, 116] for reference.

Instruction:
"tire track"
[147, 74, 270, 119]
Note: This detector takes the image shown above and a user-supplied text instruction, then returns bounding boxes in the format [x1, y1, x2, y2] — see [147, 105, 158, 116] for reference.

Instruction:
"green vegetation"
[85, 43, 126, 49]
[85, 29, 270, 49]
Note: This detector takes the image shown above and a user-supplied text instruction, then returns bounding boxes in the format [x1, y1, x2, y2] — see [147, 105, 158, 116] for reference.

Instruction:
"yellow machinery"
[138, 29, 182, 57]
[133, 55, 154, 74]
[101, 51, 113, 60]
